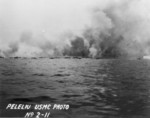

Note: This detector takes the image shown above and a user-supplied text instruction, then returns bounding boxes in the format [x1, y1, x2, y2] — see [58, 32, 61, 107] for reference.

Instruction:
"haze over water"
[1, 58, 150, 118]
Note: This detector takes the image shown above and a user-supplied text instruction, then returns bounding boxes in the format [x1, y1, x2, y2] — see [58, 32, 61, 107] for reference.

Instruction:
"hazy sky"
[1, 0, 150, 57]
[0, 0, 105, 56]
[1, 0, 149, 43]
[0, 0, 101, 43]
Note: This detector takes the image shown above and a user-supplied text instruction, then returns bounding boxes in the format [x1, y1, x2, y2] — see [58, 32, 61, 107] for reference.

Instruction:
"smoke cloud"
[0, 0, 150, 58]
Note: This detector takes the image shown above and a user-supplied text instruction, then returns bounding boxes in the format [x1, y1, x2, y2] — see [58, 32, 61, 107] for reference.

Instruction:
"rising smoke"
[0, 0, 150, 58]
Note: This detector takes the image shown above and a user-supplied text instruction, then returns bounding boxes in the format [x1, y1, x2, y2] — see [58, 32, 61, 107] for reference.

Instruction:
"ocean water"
[1, 58, 150, 118]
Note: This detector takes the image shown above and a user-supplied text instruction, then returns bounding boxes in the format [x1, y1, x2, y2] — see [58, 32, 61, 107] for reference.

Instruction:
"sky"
[1, 0, 150, 57]
[0, 0, 100, 56]
[0, 0, 97, 41]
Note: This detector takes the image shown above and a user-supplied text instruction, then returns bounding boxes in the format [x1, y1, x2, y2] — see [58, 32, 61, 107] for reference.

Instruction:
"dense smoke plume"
[63, 36, 89, 57]
[0, 0, 150, 58]
[62, 0, 150, 58]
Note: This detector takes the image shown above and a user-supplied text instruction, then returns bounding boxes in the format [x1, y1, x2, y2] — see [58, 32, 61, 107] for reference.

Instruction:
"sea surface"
[1, 58, 150, 118]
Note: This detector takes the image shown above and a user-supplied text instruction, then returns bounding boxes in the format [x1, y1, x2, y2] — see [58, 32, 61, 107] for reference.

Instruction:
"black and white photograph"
[1, 0, 150, 118]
